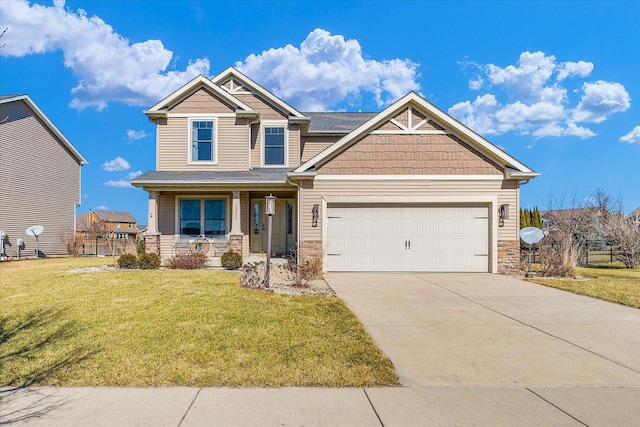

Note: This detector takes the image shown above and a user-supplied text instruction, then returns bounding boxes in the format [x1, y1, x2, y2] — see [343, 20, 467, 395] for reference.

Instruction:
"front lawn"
[526, 267, 640, 308]
[0, 257, 399, 387]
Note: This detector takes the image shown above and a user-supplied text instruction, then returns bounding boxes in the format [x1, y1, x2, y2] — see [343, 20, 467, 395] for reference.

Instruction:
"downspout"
[247, 118, 260, 170]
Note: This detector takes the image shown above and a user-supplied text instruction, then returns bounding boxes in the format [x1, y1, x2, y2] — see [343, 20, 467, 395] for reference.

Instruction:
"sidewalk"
[2, 385, 639, 426]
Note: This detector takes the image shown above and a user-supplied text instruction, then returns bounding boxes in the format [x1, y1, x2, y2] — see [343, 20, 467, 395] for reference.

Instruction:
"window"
[179, 198, 226, 236]
[191, 120, 215, 162]
[287, 203, 293, 235]
[264, 126, 285, 165]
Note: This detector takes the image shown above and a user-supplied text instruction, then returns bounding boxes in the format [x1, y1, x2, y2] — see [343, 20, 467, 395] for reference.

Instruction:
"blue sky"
[1, 0, 639, 224]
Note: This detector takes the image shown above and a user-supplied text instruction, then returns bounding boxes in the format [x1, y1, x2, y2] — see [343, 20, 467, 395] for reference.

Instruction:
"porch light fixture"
[312, 204, 319, 227]
[264, 194, 277, 288]
[498, 204, 510, 227]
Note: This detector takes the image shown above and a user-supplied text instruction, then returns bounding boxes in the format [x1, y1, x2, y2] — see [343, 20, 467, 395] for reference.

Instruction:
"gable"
[170, 87, 237, 114]
[317, 132, 503, 176]
[234, 92, 288, 120]
[0, 97, 87, 166]
[317, 105, 503, 176]
[297, 93, 539, 180]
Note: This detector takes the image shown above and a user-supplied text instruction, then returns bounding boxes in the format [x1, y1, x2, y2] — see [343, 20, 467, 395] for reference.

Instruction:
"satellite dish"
[26, 225, 45, 237]
[519, 227, 544, 245]
[25, 225, 45, 259]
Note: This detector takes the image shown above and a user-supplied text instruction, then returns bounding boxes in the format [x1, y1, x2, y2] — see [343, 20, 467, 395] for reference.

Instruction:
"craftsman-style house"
[132, 68, 539, 273]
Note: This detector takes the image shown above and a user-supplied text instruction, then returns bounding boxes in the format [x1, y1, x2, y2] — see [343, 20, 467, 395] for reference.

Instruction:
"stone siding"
[299, 240, 322, 263]
[144, 233, 161, 256]
[498, 240, 520, 275]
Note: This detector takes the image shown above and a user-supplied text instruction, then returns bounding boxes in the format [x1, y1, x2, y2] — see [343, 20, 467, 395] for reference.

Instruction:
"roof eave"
[504, 168, 541, 180]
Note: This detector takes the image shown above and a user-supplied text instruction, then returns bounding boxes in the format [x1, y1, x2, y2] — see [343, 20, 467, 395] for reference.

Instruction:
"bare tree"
[538, 193, 592, 276]
[598, 197, 640, 269]
[60, 227, 81, 257]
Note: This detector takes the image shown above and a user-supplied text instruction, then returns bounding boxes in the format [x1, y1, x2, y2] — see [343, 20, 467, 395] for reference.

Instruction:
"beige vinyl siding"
[218, 117, 249, 170]
[300, 136, 340, 163]
[157, 117, 249, 171]
[171, 88, 236, 114]
[235, 93, 287, 120]
[0, 100, 81, 256]
[288, 125, 300, 167]
[250, 125, 261, 169]
[157, 117, 188, 170]
[318, 133, 503, 175]
[299, 179, 518, 242]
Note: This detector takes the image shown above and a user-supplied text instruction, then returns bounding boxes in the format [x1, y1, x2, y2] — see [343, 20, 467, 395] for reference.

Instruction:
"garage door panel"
[326, 205, 489, 272]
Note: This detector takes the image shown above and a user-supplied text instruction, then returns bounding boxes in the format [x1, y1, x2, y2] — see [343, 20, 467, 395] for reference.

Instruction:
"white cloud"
[128, 170, 142, 179]
[236, 28, 420, 111]
[104, 180, 132, 188]
[126, 129, 148, 141]
[102, 156, 130, 172]
[468, 77, 483, 90]
[572, 80, 631, 123]
[449, 51, 630, 139]
[0, 0, 209, 110]
[557, 60, 593, 81]
[96, 205, 108, 210]
[620, 126, 640, 143]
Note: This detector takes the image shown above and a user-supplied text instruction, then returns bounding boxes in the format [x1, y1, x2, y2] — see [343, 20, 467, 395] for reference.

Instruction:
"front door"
[250, 199, 295, 255]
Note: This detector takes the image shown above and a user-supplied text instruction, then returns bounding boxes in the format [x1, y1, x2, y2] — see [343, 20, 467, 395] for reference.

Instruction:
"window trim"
[175, 195, 230, 237]
[260, 120, 288, 167]
[188, 117, 218, 165]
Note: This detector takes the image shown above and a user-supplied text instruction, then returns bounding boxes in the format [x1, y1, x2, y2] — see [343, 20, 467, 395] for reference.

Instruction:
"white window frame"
[260, 120, 288, 167]
[175, 195, 230, 236]
[188, 117, 218, 165]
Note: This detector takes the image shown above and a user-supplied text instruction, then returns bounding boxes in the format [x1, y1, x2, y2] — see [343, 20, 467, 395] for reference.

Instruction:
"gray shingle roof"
[303, 112, 377, 132]
[131, 168, 293, 186]
[94, 211, 138, 223]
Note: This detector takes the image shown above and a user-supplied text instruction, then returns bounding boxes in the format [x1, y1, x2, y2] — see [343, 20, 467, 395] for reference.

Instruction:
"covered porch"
[132, 169, 299, 265]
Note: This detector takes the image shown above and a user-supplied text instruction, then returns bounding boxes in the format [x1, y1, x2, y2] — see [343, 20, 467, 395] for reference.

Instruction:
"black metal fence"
[524, 240, 625, 267]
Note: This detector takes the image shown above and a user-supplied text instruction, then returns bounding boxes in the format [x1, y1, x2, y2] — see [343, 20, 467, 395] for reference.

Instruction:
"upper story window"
[191, 120, 216, 163]
[262, 122, 287, 166]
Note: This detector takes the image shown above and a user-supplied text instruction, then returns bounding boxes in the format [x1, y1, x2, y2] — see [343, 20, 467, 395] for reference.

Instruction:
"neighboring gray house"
[133, 68, 540, 274]
[0, 95, 88, 258]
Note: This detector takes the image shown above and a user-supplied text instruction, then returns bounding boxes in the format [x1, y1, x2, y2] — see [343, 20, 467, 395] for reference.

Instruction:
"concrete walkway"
[2, 273, 639, 426]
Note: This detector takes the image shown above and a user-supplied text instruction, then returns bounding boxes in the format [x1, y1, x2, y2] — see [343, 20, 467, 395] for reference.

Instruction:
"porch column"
[231, 191, 241, 234]
[147, 191, 158, 233]
[145, 191, 161, 256]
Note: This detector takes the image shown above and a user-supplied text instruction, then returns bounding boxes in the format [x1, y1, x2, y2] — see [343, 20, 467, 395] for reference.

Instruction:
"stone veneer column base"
[498, 240, 520, 275]
[144, 233, 161, 256]
[229, 233, 243, 255]
[299, 240, 322, 263]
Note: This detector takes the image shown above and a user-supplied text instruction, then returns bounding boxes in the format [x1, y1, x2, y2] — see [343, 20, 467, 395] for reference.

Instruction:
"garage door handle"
[405, 240, 411, 250]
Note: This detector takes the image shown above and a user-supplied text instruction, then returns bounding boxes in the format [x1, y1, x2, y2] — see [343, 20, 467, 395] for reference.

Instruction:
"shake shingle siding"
[0, 98, 83, 256]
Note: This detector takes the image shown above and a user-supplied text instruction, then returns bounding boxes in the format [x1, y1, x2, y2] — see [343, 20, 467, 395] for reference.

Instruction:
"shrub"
[136, 240, 146, 256]
[277, 253, 323, 287]
[138, 252, 161, 269]
[240, 261, 268, 289]
[166, 252, 208, 269]
[117, 253, 138, 269]
[221, 250, 243, 270]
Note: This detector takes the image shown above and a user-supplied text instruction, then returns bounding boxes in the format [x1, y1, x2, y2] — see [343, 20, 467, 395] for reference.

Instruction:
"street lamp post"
[264, 194, 276, 288]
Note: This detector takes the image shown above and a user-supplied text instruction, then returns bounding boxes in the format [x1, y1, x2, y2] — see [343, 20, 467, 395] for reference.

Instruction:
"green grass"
[0, 257, 399, 387]
[526, 267, 640, 308]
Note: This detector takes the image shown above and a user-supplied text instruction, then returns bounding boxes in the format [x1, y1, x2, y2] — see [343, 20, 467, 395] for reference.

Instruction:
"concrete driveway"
[324, 272, 640, 425]
[325, 272, 640, 387]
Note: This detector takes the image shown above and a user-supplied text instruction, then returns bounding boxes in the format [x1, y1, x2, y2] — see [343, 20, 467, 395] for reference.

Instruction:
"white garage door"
[326, 204, 489, 272]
